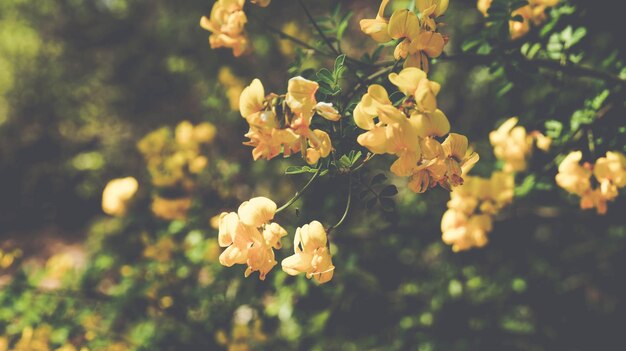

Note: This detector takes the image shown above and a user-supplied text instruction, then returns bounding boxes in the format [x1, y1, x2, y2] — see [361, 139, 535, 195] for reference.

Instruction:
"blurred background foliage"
[0, 0, 625, 350]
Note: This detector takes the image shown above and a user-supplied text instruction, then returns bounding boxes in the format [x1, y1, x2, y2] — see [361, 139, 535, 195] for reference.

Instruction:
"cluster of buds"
[200, 0, 271, 57]
[218, 197, 335, 283]
[354, 67, 478, 193]
[137, 121, 216, 220]
[556, 151, 626, 214]
[441, 172, 515, 251]
[478, 0, 560, 40]
[490, 117, 551, 172]
[360, 0, 449, 72]
[239, 77, 340, 165]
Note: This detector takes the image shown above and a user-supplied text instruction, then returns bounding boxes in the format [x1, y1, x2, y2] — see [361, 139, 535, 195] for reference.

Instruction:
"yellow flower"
[238, 197, 277, 228]
[240, 79, 275, 128]
[151, 196, 192, 220]
[314, 102, 341, 121]
[243, 126, 301, 161]
[102, 177, 139, 216]
[440, 133, 479, 188]
[218, 197, 286, 280]
[353, 84, 392, 130]
[441, 210, 491, 252]
[489, 117, 534, 172]
[555, 151, 592, 196]
[579, 188, 609, 215]
[286, 76, 319, 122]
[509, 6, 532, 40]
[218, 67, 246, 111]
[250, 0, 271, 7]
[360, 0, 392, 43]
[281, 221, 334, 284]
[417, 0, 449, 18]
[594, 151, 626, 198]
[200, 0, 249, 57]
[305, 129, 332, 165]
[477, 0, 492, 17]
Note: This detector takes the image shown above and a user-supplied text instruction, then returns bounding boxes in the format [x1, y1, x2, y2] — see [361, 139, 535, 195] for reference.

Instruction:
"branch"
[297, 0, 340, 56]
[276, 166, 322, 214]
[327, 175, 352, 234]
[439, 53, 626, 86]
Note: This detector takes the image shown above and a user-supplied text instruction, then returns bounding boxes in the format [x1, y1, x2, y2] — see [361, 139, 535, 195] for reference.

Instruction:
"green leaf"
[371, 173, 387, 185]
[285, 166, 315, 175]
[380, 185, 398, 197]
[316, 68, 334, 84]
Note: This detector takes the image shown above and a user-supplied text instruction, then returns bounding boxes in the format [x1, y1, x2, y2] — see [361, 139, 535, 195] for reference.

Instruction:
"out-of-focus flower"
[250, 0, 271, 7]
[200, 0, 249, 57]
[138, 121, 214, 190]
[490, 117, 551, 172]
[216, 307, 268, 351]
[218, 197, 287, 280]
[442, 210, 492, 252]
[102, 177, 138, 216]
[478, 0, 560, 39]
[594, 151, 626, 197]
[555, 151, 592, 196]
[281, 221, 334, 284]
[151, 196, 192, 220]
[556, 151, 625, 215]
[441, 171, 514, 251]
[218, 67, 246, 111]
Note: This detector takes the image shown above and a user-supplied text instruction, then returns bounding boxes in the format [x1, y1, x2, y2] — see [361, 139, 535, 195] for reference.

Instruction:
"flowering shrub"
[1, 0, 626, 350]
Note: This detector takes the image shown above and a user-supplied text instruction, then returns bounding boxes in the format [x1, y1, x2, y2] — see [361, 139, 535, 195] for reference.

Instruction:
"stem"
[250, 14, 333, 58]
[351, 153, 375, 173]
[276, 166, 322, 214]
[439, 53, 626, 86]
[328, 176, 352, 234]
[297, 0, 340, 56]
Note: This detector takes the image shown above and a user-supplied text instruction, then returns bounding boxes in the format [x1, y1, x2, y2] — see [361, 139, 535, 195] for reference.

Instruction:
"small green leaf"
[380, 185, 398, 197]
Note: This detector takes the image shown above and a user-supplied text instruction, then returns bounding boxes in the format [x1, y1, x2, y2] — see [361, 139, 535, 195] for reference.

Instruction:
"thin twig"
[297, 0, 340, 56]
[327, 176, 352, 234]
[276, 166, 322, 214]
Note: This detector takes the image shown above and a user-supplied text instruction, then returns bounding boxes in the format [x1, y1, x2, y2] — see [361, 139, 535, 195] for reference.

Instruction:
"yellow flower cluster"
[556, 151, 626, 214]
[239, 77, 340, 164]
[218, 197, 287, 280]
[490, 117, 551, 172]
[478, 0, 560, 40]
[360, 0, 449, 72]
[215, 307, 268, 351]
[102, 177, 138, 216]
[441, 118, 549, 251]
[200, 0, 270, 57]
[138, 121, 215, 220]
[218, 198, 334, 283]
[441, 172, 514, 251]
[138, 121, 216, 188]
[354, 67, 478, 193]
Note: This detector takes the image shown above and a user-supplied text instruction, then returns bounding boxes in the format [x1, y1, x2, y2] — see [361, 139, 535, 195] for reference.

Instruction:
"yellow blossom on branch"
[281, 220, 335, 284]
[218, 197, 287, 280]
